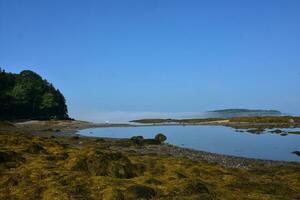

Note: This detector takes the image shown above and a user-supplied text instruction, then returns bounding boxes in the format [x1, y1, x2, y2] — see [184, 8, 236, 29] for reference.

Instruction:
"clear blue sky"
[1, 0, 300, 121]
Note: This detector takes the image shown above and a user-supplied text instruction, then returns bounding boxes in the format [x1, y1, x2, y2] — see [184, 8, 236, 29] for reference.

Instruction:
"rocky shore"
[1, 120, 300, 199]
[7, 120, 299, 168]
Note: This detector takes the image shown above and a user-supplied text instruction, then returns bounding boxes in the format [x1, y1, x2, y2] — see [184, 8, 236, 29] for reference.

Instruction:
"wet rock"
[72, 136, 80, 140]
[183, 180, 210, 195]
[270, 129, 284, 134]
[246, 129, 265, 134]
[102, 187, 124, 200]
[0, 153, 25, 169]
[175, 171, 187, 179]
[155, 133, 167, 143]
[71, 148, 144, 178]
[125, 184, 156, 199]
[46, 152, 69, 161]
[130, 136, 144, 145]
[44, 128, 60, 132]
[144, 178, 162, 185]
[292, 151, 300, 156]
[0, 151, 24, 164]
[26, 143, 47, 154]
[95, 138, 105, 142]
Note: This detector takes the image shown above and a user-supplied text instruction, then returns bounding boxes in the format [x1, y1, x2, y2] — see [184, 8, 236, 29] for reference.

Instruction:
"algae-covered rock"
[42, 187, 69, 200]
[154, 133, 167, 143]
[144, 178, 162, 185]
[125, 184, 156, 199]
[0, 151, 25, 168]
[175, 171, 187, 179]
[130, 136, 144, 145]
[0, 151, 23, 163]
[183, 180, 210, 194]
[46, 152, 69, 161]
[102, 187, 124, 200]
[70, 148, 144, 178]
[26, 143, 47, 154]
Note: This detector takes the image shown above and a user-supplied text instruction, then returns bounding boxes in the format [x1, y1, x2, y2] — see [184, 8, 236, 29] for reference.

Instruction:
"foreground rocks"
[70, 147, 144, 178]
[1, 125, 300, 200]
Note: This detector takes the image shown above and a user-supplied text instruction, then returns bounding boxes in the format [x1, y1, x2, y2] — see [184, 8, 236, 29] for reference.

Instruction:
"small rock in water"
[270, 129, 284, 134]
[292, 151, 300, 156]
[246, 129, 265, 134]
[155, 133, 167, 144]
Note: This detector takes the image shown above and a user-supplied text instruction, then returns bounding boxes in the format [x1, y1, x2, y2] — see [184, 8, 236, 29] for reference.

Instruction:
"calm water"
[79, 125, 300, 162]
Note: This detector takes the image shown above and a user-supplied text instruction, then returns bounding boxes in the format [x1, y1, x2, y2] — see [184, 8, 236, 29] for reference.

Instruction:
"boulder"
[144, 178, 162, 185]
[181, 179, 211, 200]
[293, 151, 300, 156]
[154, 133, 167, 143]
[130, 136, 144, 145]
[71, 148, 144, 178]
[270, 129, 284, 134]
[0, 151, 24, 163]
[102, 187, 124, 200]
[26, 143, 47, 154]
[125, 185, 156, 199]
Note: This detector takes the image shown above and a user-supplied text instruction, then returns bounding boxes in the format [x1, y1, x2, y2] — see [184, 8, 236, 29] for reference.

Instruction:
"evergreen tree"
[0, 69, 69, 120]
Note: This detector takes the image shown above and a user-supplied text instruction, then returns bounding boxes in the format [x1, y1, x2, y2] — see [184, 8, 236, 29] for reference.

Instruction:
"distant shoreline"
[130, 116, 300, 129]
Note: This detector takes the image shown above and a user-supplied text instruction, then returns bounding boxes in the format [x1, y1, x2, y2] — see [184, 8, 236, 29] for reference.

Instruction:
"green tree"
[0, 69, 69, 120]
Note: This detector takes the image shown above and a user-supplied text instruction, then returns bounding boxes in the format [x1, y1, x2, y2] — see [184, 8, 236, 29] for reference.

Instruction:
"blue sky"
[1, 0, 300, 121]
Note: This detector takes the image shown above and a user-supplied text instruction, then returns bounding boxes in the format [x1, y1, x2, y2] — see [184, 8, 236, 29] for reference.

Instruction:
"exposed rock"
[175, 171, 187, 179]
[102, 187, 124, 200]
[71, 148, 144, 178]
[72, 136, 80, 140]
[26, 143, 47, 154]
[280, 133, 288, 136]
[144, 178, 162, 185]
[0, 151, 24, 164]
[246, 129, 265, 134]
[130, 136, 144, 145]
[270, 129, 284, 134]
[181, 179, 211, 199]
[293, 151, 300, 156]
[125, 185, 156, 199]
[154, 133, 167, 143]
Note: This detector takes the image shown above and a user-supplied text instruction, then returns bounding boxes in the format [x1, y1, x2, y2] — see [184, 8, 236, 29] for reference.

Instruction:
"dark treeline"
[0, 68, 69, 120]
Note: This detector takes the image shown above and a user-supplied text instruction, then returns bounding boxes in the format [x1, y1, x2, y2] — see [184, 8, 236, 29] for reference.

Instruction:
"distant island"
[207, 109, 281, 118]
[131, 109, 283, 124]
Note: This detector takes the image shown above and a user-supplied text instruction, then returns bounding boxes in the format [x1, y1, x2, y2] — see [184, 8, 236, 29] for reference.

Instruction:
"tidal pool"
[79, 125, 300, 162]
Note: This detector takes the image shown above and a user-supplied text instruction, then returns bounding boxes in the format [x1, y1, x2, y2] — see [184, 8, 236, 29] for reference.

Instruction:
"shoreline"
[4, 119, 299, 168]
[2, 119, 300, 199]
